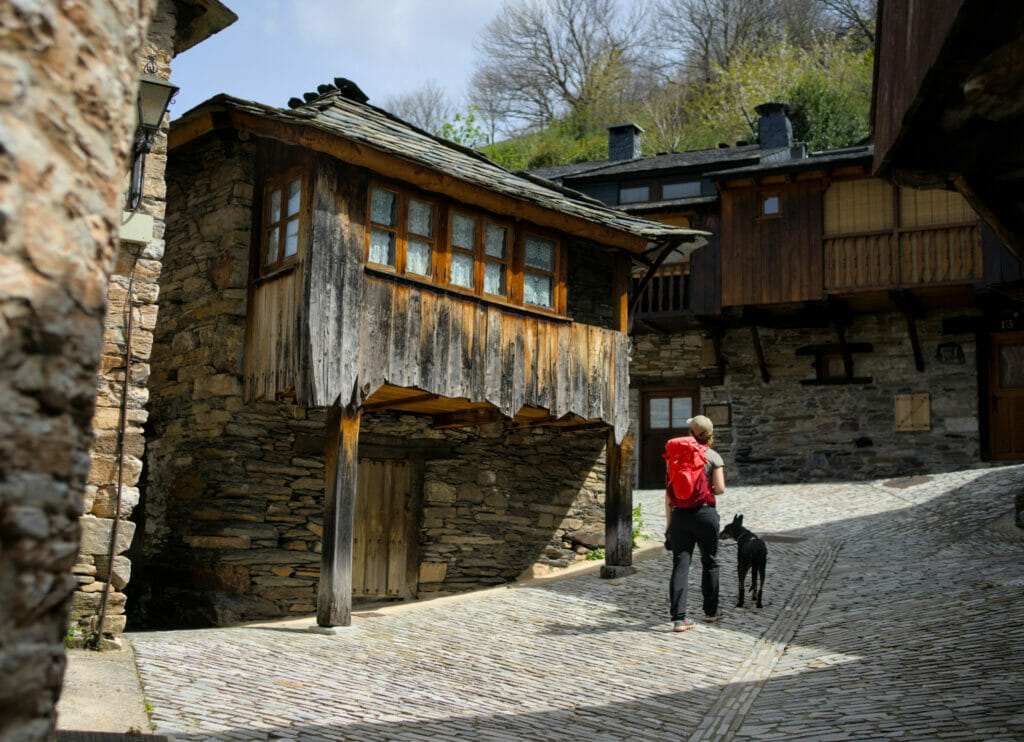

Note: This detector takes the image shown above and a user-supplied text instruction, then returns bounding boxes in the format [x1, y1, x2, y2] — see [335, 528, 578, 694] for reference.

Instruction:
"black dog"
[719, 514, 767, 608]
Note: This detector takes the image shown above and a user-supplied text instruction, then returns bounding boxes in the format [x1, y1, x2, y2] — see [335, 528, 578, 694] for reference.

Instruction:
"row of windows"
[367, 185, 561, 311]
[258, 174, 563, 313]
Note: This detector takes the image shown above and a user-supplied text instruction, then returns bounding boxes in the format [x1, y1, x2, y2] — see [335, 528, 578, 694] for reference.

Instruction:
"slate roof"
[173, 93, 708, 248]
[707, 145, 873, 179]
[563, 144, 783, 181]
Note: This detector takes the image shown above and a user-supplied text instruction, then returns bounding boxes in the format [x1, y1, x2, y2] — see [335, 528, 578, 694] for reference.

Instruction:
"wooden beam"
[614, 251, 630, 334]
[629, 240, 683, 314]
[890, 290, 925, 372]
[174, 108, 651, 254]
[318, 402, 361, 627]
[750, 325, 770, 383]
[601, 428, 635, 578]
[431, 406, 505, 430]
[361, 392, 440, 412]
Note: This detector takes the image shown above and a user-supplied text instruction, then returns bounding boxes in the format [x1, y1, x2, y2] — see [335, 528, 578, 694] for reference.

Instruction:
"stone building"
[0, 1, 232, 739]
[136, 87, 705, 627]
[65, 0, 236, 646]
[531, 108, 1024, 486]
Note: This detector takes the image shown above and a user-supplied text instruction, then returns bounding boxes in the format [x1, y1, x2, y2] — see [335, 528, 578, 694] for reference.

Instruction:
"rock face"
[630, 314, 982, 484]
[68, 0, 178, 645]
[0, 0, 157, 739]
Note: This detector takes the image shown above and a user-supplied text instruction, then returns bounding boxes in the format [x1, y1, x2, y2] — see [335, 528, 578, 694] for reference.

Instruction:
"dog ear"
[731, 514, 740, 525]
[737, 514, 743, 526]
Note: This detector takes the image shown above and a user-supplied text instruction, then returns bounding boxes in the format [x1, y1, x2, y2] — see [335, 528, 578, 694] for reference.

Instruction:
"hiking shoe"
[672, 619, 696, 632]
[703, 610, 725, 623]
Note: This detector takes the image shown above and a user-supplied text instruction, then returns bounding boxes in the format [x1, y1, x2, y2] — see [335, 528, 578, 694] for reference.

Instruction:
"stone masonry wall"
[631, 312, 983, 484]
[0, 1, 156, 740]
[142, 135, 613, 627]
[70, 0, 177, 645]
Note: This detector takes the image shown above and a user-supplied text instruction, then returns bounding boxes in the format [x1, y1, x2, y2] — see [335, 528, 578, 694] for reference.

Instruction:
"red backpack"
[664, 437, 714, 508]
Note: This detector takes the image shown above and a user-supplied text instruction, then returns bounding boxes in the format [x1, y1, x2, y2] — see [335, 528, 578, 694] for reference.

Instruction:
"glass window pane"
[671, 397, 692, 428]
[649, 398, 670, 429]
[524, 234, 554, 272]
[368, 227, 395, 267]
[406, 239, 431, 276]
[283, 219, 299, 257]
[287, 178, 302, 216]
[267, 188, 281, 223]
[485, 223, 507, 259]
[407, 199, 433, 237]
[451, 252, 474, 288]
[662, 181, 701, 199]
[264, 226, 278, 265]
[452, 213, 475, 250]
[620, 185, 650, 203]
[370, 188, 397, 226]
[523, 271, 552, 308]
[1001, 346, 1024, 387]
[484, 261, 506, 296]
[763, 196, 780, 215]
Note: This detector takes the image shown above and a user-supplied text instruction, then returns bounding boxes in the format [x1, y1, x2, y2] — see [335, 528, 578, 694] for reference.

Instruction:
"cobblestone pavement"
[129, 465, 1024, 741]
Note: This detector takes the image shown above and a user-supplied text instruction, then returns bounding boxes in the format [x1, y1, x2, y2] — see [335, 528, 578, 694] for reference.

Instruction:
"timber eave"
[169, 96, 708, 256]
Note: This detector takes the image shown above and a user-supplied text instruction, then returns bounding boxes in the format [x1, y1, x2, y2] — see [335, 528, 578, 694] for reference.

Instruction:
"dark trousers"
[668, 505, 720, 620]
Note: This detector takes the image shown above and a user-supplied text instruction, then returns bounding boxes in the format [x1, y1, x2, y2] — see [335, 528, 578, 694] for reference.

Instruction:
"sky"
[169, 0, 499, 119]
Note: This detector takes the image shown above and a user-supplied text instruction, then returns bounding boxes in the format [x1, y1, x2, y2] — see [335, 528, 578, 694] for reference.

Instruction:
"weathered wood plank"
[484, 307, 503, 410]
[318, 403, 360, 627]
[603, 430, 632, 569]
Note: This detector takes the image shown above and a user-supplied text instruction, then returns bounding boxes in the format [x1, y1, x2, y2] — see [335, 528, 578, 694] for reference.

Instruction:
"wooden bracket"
[629, 239, 685, 315]
[889, 290, 925, 372]
[751, 325, 770, 383]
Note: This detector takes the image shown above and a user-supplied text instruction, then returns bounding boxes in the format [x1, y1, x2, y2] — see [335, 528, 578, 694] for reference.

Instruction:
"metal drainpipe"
[92, 252, 138, 648]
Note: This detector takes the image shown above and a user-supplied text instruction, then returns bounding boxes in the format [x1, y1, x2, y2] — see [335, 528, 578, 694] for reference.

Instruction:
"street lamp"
[127, 58, 178, 212]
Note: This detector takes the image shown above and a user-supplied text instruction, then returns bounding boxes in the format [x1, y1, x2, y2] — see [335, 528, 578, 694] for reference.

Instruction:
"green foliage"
[632, 503, 648, 550]
[435, 107, 489, 148]
[586, 547, 606, 561]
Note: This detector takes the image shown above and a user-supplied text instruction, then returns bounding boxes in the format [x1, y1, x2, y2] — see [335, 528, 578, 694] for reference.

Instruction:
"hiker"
[664, 414, 726, 631]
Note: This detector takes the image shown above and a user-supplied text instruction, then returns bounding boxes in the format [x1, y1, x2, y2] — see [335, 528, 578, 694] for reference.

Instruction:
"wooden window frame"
[366, 182, 566, 317]
[260, 168, 308, 274]
[520, 228, 563, 312]
[366, 183, 440, 280]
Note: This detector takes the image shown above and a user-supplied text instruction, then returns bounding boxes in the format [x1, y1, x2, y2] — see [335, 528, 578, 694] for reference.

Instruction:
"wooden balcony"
[245, 269, 630, 441]
[825, 223, 982, 292]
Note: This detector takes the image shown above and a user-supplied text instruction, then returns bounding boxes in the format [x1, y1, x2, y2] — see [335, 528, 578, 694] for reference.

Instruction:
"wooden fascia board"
[173, 109, 651, 253]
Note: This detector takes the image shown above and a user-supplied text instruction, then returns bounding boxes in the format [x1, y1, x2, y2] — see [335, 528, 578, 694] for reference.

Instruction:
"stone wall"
[141, 133, 614, 627]
[631, 312, 983, 484]
[0, 1, 156, 739]
[68, 0, 178, 646]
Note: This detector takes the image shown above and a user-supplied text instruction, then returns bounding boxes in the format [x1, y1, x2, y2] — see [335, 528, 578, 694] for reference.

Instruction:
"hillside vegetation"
[384, 0, 876, 171]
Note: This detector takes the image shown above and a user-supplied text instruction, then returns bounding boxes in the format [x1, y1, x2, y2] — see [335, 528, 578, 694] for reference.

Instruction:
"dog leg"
[755, 564, 765, 608]
[736, 562, 748, 607]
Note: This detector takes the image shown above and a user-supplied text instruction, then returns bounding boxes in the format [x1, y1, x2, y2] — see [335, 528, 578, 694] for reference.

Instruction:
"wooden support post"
[890, 290, 925, 372]
[712, 329, 725, 381]
[750, 325, 770, 383]
[317, 402, 361, 627]
[601, 428, 636, 579]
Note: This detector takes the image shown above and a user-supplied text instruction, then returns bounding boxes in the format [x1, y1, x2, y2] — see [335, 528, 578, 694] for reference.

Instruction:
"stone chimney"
[607, 123, 644, 160]
[755, 103, 794, 149]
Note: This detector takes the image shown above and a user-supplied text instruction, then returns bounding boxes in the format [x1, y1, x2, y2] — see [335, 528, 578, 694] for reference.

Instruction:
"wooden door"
[989, 332, 1024, 460]
[640, 390, 697, 489]
[352, 458, 416, 599]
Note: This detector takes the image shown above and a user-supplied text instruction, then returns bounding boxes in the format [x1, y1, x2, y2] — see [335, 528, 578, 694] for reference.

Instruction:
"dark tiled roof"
[174, 94, 707, 247]
[524, 161, 614, 182]
[560, 145, 784, 182]
[707, 145, 874, 179]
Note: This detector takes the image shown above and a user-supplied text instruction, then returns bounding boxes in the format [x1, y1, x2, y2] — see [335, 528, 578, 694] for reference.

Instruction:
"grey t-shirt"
[704, 448, 724, 489]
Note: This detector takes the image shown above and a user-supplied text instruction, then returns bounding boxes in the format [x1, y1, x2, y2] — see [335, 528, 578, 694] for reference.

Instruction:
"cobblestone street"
[128, 465, 1024, 741]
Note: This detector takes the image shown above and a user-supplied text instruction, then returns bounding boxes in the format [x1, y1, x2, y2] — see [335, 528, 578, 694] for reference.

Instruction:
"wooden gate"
[989, 332, 1024, 460]
[352, 458, 417, 600]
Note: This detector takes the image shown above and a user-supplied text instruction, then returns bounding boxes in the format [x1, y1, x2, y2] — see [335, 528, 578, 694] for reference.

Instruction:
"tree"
[470, 0, 653, 136]
[381, 80, 454, 133]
